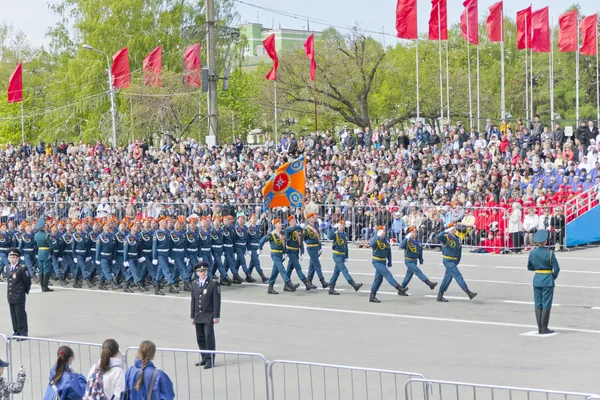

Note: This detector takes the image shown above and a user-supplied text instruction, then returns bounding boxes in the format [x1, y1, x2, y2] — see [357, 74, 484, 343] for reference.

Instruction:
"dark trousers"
[9, 302, 28, 337]
[195, 321, 216, 364]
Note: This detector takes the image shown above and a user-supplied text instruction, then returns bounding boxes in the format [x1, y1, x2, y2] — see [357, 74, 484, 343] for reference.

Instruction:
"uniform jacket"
[436, 231, 462, 264]
[233, 224, 248, 250]
[72, 231, 89, 258]
[124, 233, 143, 261]
[247, 225, 262, 248]
[185, 229, 200, 258]
[190, 278, 221, 323]
[285, 226, 304, 254]
[152, 229, 171, 259]
[96, 232, 116, 261]
[303, 224, 321, 250]
[18, 233, 36, 255]
[527, 247, 560, 288]
[42, 364, 86, 400]
[169, 230, 186, 258]
[370, 236, 392, 266]
[6, 261, 31, 304]
[0, 232, 11, 253]
[221, 225, 235, 251]
[258, 232, 286, 253]
[329, 230, 349, 258]
[125, 359, 175, 400]
[399, 237, 423, 263]
[34, 230, 51, 261]
[0, 368, 26, 400]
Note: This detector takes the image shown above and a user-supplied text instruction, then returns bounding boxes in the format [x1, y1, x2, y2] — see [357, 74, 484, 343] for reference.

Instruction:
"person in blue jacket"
[42, 346, 86, 400]
[369, 225, 408, 303]
[399, 227, 438, 293]
[125, 340, 175, 400]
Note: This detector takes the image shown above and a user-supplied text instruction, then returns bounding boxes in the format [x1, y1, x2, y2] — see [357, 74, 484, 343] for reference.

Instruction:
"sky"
[0, 0, 598, 48]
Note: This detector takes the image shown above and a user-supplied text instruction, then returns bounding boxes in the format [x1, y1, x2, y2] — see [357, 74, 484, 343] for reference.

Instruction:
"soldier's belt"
[128, 252, 139, 256]
[333, 250, 345, 255]
[100, 252, 112, 256]
[306, 243, 319, 247]
[287, 246, 299, 250]
[157, 249, 169, 252]
[75, 250, 86, 253]
[0, 248, 9, 251]
[172, 248, 185, 252]
[271, 250, 283, 253]
[373, 256, 387, 261]
[248, 243, 259, 247]
[536, 270, 553, 274]
[38, 247, 50, 250]
[211, 245, 222, 248]
[235, 244, 246, 247]
[405, 257, 417, 261]
[201, 248, 211, 251]
[117, 250, 124, 253]
[443, 256, 458, 260]
[223, 244, 233, 247]
[142, 249, 152, 253]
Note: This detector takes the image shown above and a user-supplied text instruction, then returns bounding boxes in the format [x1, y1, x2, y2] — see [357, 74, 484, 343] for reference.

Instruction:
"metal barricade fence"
[7, 336, 104, 400]
[269, 360, 425, 400]
[404, 379, 600, 400]
[124, 347, 270, 400]
[0, 334, 10, 384]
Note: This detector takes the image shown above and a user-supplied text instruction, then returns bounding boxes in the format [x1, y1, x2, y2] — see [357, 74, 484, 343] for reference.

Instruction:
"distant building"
[235, 23, 322, 69]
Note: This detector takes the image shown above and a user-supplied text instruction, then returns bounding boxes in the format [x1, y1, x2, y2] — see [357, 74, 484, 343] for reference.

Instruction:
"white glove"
[112, 260, 116, 265]
[318, 249, 322, 256]
[299, 254, 304, 261]
[95, 260, 100, 265]
[123, 261, 129, 267]
[74, 258, 78, 264]
[138, 257, 146, 263]
[184, 257, 189, 264]
[86, 257, 91, 262]
[168, 257, 174, 264]
[257, 249, 261, 255]
[300, 223, 306, 228]
[344, 259, 348, 266]
[152, 259, 158, 265]
[58, 257, 63, 262]
[20, 256, 24, 260]
[377, 230, 385, 238]
[245, 251, 249, 257]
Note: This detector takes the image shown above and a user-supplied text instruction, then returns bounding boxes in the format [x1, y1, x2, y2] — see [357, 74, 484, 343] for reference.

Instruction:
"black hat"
[194, 262, 209, 271]
[8, 248, 21, 257]
[0, 359, 8, 367]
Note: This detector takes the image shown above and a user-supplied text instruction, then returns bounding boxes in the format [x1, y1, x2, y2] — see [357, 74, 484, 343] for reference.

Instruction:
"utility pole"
[206, 0, 218, 144]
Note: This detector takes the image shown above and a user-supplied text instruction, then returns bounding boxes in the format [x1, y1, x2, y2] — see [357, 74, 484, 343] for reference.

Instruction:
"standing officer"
[259, 218, 298, 294]
[527, 230, 560, 334]
[328, 220, 362, 295]
[369, 226, 408, 303]
[34, 217, 53, 293]
[6, 248, 31, 339]
[304, 213, 329, 288]
[233, 213, 256, 283]
[191, 262, 221, 370]
[436, 223, 477, 302]
[285, 216, 315, 291]
[399, 227, 437, 294]
[247, 214, 268, 283]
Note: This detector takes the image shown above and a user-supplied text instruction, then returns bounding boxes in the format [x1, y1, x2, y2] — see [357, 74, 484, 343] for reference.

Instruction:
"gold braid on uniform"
[272, 233, 282, 246]
[376, 239, 387, 250]
[445, 234, 456, 248]
[335, 232, 345, 245]
[305, 228, 317, 239]
[407, 240, 417, 253]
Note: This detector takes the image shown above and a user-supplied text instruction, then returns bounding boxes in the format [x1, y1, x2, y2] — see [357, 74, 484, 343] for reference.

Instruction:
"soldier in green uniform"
[34, 217, 53, 293]
[527, 230, 560, 334]
[369, 226, 408, 303]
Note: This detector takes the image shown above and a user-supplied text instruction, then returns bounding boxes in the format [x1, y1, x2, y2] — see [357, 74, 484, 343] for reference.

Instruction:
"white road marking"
[494, 266, 600, 274]
[424, 295, 469, 301]
[520, 331, 560, 337]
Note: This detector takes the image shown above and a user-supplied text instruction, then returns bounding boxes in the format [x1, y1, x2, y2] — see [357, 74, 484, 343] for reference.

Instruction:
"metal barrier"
[7, 336, 104, 400]
[269, 360, 425, 400]
[124, 347, 270, 400]
[404, 379, 600, 400]
[0, 334, 10, 384]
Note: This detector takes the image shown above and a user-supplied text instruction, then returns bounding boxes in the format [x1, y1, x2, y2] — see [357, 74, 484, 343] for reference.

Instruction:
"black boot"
[466, 290, 478, 300]
[320, 278, 330, 289]
[535, 308, 543, 334]
[267, 285, 278, 295]
[138, 283, 148, 292]
[258, 271, 268, 283]
[369, 292, 381, 303]
[40, 274, 47, 292]
[169, 284, 180, 294]
[395, 284, 408, 296]
[425, 279, 438, 290]
[540, 309, 554, 334]
[284, 281, 297, 292]
[73, 278, 82, 289]
[307, 279, 317, 289]
[303, 279, 315, 291]
[245, 273, 256, 283]
[328, 285, 339, 295]
[98, 279, 108, 291]
[349, 280, 363, 292]
[232, 274, 243, 284]
[110, 280, 122, 290]
[87, 278, 95, 288]
[155, 283, 165, 296]
[183, 282, 192, 292]
[124, 281, 134, 293]
[44, 274, 54, 292]
[437, 291, 448, 302]
[220, 276, 232, 286]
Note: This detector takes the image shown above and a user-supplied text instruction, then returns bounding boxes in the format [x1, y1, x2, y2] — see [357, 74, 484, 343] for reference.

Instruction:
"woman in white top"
[84, 339, 125, 400]
[522, 208, 539, 250]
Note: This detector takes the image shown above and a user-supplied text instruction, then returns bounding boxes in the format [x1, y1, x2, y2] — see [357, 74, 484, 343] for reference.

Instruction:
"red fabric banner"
[428, 0, 447, 41]
[516, 6, 532, 50]
[486, 1, 503, 42]
[558, 10, 578, 53]
[580, 14, 598, 56]
[531, 7, 550, 53]
[395, 0, 417, 39]
[304, 34, 317, 81]
[111, 48, 130, 89]
[143, 46, 162, 87]
[263, 34, 278, 81]
[184, 43, 201, 87]
[8, 62, 23, 103]
[460, 0, 479, 45]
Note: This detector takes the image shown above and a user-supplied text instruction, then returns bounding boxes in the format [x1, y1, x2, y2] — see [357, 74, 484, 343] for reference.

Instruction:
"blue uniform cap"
[534, 230, 549, 243]
[0, 359, 8, 367]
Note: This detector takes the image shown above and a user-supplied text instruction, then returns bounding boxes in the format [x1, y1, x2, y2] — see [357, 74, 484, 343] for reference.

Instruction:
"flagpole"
[596, 45, 599, 126]
[416, 38, 420, 122]
[466, 8, 474, 128]
[314, 82, 318, 132]
[530, 47, 534, 121]
[20, 102, 25, 145]
[525, 17, 529, 123]
[477, 44, 480, 133]
[446, 41, 450, 122]
[438, 3, 444, 125]
[549, 18, 555, 128]
[576, 18, 580, 124]
[500, 10, 506, 119]
[274, 80, 278, 144]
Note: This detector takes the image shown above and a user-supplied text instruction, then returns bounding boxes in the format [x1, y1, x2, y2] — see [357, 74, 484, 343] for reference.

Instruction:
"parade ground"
[1, 246, 599, 395]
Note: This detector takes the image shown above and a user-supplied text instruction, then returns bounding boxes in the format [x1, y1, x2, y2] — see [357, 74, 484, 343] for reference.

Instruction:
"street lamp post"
[82, 44, 118, 148]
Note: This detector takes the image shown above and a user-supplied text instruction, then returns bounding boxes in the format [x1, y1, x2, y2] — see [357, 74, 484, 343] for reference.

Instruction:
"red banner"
[8, 62, 23, 103]
[428, 0, 447, 41]
[263, 34, 278, 81]
[531, 7, 550, 53]
[580, 14, 598, 56]
[486, 1, 503, 42]
[558, 10, 578, 53]
[516, 6, 532, 50]
[184, 43, 201, 87]
[460, 0, 478, 45]
[111, 48, 130, 89]
[395, 0, 417, 39]
[143, 46, 162, 87]
[304, 34, 317, 81]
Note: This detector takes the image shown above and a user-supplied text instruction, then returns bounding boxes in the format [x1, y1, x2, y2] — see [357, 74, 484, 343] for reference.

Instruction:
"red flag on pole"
[143, 46, 162, 87]
[428, 0, 447, 40]
[112, 48, 130, 89]
[580, 14, 598, 56]
[516, 6, 532, 50]
[263, 34, 278, 81]
[531, 7, 550, 53]
[8, 62, 23, 103]
[395, 0, 417, 39]
[184, 43, 201, 87]
[460, 0, 479, 45]
[558, 10, 578, 52]
[486, 1, 503, 42]
[304, 34, 317, 81]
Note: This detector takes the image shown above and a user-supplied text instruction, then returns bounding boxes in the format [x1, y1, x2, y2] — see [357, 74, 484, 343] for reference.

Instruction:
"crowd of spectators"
[1, 115, 600, 251]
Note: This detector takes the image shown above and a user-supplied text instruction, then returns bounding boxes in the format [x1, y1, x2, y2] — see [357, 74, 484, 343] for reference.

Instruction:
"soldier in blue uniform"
[171, 218, 191, 292]
[48, 223, 68, 286]
[34, 217, 53, 292]
[18, 222, 38, 284]
[123, 221, 147, 293]
[210, 217, 233, 286]
[113, 221, 128, 285]
[259, 218, 299, 295]
[328, 220, 362, 295]
[198, 217, 214, 278]
[72, 221, 94, 288]
[247, 214, 268, 283]
[185, 217, 200, 277]
[369, 226, 408, 303]
[222, 216, 243, 284]
[0, 223, 11, 282]
[285, 216, 315, 291]
[233, 213, 256, 282]
[140, 219, 156, 289]
[399, 227, 437, 294]
[304, 213, 329, 288]
[87, 220, 103, 283]
[6, 248, 31, 339]
[436, 223, 478, 302]
[95, 221, 121, 290]
[152, 216, 179, 294]
[61, 221, 78, 287]
[527, 229, 560, 334]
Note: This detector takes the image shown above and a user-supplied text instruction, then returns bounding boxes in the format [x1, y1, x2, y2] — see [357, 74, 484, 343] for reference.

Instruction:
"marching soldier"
[247, 214, 268, 283]
[49, 223, 68, 286]
[18, 223, 38, 284]
[527, 230, 560, 334]
[304, 213, 329, 288]
[87, 220, 103, 284]
[198, 217, 214, 276]
[259, 218, 298, 295]
[233, 213, 256, 282]
[185, 217, 200, 276]
[399, 227, 437, 293]
[114, 221, 128, 284]
[73, 221, 93, 288]
[61, 221, 77, 287]
[140, 219, 155, 288]
[369, 226, 408, 303]
[285, 216, 315, 291]
[34, 217, 53, 293]
[222, 216, 243, 284]
[191, 262, 221, 370]
[210, 217, 232, 286]
[328, 220, 362, 295]
[0, 223, 11, 282]
[152, 216, 179, 294]
[123, 221, 147, 293]
[6, 248, 31, 339]
[95, 221, 120, 290]
[436, 223, 477, 302]
[171, 218, 191, 292]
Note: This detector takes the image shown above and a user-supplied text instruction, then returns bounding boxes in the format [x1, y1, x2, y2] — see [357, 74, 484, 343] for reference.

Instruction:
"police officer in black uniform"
[191, 262, 221, 370]
[6, 248, 31, 339]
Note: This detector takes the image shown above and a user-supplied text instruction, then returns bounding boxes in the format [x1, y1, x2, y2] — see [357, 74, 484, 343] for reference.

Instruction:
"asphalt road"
[1, 246, 599, 399]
